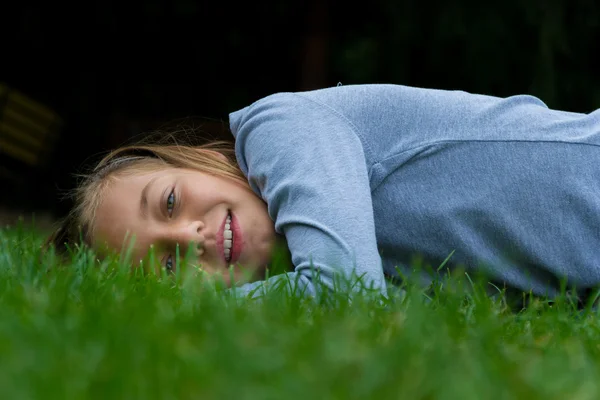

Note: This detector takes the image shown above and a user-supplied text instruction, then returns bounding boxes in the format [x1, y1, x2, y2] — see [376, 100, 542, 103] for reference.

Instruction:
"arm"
[228, 92, 387, 299]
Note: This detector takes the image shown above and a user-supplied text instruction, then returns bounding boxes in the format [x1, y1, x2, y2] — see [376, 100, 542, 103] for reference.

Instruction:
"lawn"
[1, 223, 599, 400]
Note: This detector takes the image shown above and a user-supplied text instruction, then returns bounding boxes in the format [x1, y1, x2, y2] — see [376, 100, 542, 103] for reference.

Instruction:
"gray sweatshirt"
[228, 84, 600, 299]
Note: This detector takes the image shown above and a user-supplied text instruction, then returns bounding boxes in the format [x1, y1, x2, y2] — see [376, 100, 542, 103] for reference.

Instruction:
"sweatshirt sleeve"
[228, 92, 387, 299]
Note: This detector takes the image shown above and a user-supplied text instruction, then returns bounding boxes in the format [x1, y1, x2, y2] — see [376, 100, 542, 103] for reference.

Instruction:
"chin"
[222, 268, 259, 287]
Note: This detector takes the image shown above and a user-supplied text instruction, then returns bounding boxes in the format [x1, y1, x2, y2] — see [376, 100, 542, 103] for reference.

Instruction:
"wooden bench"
[0, 83, 62, 181]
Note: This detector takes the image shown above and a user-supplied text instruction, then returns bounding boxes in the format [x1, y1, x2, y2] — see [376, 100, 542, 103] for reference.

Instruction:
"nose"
[165, 220, 205, 255]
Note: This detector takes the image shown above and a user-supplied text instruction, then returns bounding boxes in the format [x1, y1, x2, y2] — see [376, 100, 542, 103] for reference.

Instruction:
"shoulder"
[229, 84, 401, 123]
[229, 91, 323, 134]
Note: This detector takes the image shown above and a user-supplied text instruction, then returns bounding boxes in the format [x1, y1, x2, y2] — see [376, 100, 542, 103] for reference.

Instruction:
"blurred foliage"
[329, 0, 600, 112]
[5, 0, 599, 114]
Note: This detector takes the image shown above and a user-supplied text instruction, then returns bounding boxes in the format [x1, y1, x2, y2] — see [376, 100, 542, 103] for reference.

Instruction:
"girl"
[49, 84, 600, 299]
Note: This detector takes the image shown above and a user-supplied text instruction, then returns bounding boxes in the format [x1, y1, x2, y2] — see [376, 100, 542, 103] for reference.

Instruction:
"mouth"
[218, 210, 243, 265]
[223, 212, 233, 263]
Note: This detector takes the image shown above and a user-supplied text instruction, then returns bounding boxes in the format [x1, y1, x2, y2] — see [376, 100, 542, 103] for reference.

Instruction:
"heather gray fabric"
[229, 84, 600, 298]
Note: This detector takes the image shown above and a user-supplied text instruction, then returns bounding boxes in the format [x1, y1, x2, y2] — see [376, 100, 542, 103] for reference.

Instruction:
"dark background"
[1, 0, 599, 221]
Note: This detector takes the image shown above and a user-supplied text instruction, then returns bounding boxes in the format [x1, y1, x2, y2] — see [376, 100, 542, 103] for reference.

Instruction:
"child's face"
[92, 165, 277, 285]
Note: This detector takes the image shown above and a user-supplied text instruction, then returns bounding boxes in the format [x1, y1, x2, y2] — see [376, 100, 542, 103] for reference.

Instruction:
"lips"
[228, 211, 243, 264]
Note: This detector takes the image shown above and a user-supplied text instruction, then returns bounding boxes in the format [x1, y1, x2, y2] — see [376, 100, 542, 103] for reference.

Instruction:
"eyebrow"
[140, 176, 159, 219]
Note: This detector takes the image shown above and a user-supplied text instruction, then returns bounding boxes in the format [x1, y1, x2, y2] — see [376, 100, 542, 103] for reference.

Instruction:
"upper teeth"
[224, 214, 233, 261]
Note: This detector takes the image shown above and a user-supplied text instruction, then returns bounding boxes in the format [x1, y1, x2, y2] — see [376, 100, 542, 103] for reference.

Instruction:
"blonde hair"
[46, 129, 248, 255]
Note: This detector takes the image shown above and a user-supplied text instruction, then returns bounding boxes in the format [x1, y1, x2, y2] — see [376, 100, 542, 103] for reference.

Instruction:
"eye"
[165, 255, 174, 273]
[166, 189, 176, 217]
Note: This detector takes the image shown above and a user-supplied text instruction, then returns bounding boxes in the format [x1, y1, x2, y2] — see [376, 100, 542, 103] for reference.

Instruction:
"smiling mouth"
[224, 212, 233, 263]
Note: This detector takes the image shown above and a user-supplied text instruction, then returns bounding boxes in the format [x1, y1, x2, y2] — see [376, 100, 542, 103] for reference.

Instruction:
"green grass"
[2, 223, 600, 400]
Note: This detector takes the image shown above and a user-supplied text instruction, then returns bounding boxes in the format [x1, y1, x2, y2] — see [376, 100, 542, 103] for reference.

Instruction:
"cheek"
[184, 182, 221, 207]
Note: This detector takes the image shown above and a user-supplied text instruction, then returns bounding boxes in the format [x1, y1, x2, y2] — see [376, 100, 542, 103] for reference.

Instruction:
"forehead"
[92, 169, 165, 254]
